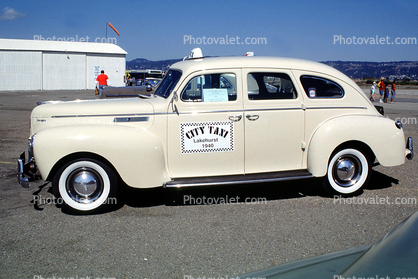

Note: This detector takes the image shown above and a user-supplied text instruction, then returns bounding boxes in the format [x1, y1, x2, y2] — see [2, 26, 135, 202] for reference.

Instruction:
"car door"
[167, 69, 245, 178]
[242, 69, 305, 174]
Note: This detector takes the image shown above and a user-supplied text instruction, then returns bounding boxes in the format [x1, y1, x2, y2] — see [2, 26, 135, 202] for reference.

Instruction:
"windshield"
[154, 70, 182, 98]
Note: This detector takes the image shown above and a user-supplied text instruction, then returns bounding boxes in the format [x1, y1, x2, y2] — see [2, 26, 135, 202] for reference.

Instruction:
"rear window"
[300, 76, 344, 98]
[247, 73, 297, 100]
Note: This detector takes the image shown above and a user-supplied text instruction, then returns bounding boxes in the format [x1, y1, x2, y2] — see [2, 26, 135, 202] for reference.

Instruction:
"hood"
[31, 98, 154, 119]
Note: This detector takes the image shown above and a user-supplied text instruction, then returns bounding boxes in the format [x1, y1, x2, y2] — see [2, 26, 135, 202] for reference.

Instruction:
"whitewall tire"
[53, 159, 117, 212]
[324, 148, 371, 195]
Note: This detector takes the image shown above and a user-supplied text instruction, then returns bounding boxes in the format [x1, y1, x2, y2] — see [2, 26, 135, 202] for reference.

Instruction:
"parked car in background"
[126, 69, 163, 86]
[144, 77, 162, 88]
[18, 48, 413, 213]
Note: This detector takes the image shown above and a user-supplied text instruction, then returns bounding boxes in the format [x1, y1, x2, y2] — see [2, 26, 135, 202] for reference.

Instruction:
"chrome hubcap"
[336, 159, 355, 181]
[66, 168, 103, 204]
[333, 155, 362, 187]
[73, 172, 97, 196]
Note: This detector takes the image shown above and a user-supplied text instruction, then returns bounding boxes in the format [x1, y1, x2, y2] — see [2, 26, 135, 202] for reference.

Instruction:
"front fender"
[33, 125, 170, 188]
[307, 115, 406, 177]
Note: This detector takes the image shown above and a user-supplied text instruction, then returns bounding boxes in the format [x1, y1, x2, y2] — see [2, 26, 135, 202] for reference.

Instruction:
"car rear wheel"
[53, 159, 117, 212]
[324, 148, 371, 196]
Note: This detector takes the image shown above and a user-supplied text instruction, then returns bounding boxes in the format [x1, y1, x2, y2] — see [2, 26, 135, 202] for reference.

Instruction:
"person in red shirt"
[391, 80, 397, 104]
[96, 70, 109, 98]
[377, 77, 385, 103]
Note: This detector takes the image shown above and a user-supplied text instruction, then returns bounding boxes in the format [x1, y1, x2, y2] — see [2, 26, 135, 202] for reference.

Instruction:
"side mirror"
[172, 91, 178, 102]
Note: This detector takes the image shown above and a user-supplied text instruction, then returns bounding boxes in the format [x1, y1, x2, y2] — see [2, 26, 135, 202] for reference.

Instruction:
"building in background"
[0, 38, 127, 91]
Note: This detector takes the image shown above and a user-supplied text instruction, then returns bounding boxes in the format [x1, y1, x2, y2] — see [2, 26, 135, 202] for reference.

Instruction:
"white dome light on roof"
[184, 48, 203, 60]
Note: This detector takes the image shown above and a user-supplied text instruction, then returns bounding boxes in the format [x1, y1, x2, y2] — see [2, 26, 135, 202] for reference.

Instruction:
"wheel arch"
[308, 138, 376, 178]
[330, 140, 375, 164]
[46, 152, 119, 182]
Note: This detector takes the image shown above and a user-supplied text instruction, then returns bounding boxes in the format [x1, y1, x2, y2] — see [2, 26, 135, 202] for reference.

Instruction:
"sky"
[1, 0, 417, 62]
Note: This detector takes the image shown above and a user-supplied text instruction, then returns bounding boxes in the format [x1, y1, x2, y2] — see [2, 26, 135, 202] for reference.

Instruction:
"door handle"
[246, 114, 259, 121]
[229, 115, 242, 122]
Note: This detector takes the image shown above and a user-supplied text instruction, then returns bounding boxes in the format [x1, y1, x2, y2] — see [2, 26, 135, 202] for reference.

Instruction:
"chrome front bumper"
[406, 137, 413, 160]
[17, 152, 38, 188]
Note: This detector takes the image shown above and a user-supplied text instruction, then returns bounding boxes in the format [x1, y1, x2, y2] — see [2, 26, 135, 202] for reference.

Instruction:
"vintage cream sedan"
[18, 48, 413, 212]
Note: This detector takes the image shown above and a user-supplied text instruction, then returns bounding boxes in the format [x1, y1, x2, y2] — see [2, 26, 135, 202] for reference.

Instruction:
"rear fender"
[307, 115, 405, 177]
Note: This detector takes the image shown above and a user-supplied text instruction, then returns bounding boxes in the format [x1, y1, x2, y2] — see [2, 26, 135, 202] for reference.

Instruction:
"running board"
[164, 170, 312, 188]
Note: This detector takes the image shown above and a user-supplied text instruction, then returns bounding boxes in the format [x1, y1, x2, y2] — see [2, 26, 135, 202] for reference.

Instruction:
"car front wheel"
[324, 148, 371, 196]
[53, 159, 117, 212]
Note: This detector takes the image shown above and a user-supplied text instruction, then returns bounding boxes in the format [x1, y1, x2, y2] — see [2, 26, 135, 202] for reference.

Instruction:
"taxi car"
[18, 48, 413, 212]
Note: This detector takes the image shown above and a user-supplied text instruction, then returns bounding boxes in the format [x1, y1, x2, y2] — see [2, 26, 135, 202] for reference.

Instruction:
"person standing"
[384, 86, 389, 103]
[377, 77, 385, 103]
[370, 81, 376, 101]
[96, 70, 109, 98]
[391, 80, 397, 104]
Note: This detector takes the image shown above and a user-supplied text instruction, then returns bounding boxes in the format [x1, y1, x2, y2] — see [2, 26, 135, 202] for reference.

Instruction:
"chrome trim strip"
[245, 107, 302, 112]
[169, 109, 244, 115]
[305, 106, 367, 110]
[114, 116, 149, 123]
[52, 113, 153, 118]
[171, 106, 364, 115]
[164, 171, 313, 188]
[52, 107, 366, 119]
[165, 175, 312, 188]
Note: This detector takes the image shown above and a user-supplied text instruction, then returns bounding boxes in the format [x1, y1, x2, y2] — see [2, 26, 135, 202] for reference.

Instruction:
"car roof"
[170, 56, 350, 82]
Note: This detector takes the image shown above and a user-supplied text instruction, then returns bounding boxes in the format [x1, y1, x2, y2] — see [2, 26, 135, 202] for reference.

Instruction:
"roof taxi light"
[246, 52, 254, 56]
[184, 48, 204, 60]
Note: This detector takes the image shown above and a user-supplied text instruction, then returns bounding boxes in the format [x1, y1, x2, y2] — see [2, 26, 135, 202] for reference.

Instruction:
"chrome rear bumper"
[406, 137, 413, 160]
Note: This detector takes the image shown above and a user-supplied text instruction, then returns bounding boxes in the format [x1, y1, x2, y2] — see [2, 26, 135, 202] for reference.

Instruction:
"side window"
[300, 76, 344, 98]
[181, 73, 237, 102]
[247, 73, 297, 100]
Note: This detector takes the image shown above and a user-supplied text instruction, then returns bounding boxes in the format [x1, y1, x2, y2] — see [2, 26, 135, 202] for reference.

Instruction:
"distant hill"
[126, 58, 182, 72]
[322, 61, 418, 80]
[126, 58, 418, 80]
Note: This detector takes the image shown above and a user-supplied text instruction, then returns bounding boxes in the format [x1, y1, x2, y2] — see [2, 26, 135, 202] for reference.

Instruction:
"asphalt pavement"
[0, 89, 417, 279]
